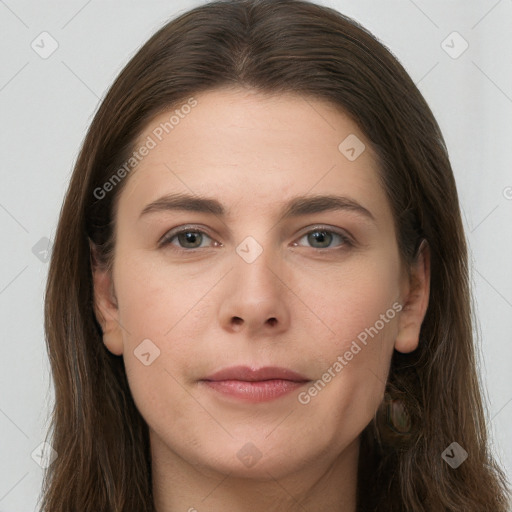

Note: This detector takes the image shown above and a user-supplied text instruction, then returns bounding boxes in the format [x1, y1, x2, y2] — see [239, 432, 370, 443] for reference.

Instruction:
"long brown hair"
[40, 1, 511, 510]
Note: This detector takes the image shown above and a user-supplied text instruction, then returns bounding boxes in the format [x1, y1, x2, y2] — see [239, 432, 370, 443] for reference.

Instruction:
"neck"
[151, 433, 360, 512]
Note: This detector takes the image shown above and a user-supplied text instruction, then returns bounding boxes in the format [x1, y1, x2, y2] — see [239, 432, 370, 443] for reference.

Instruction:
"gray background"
[1, 0, 511, 510]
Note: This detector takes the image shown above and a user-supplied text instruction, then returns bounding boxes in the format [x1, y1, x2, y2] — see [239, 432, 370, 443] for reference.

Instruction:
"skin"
[92, 87, 430, 512]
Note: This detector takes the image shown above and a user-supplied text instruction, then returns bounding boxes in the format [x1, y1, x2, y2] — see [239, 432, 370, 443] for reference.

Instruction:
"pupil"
[309, 231, 331, 248]
[179, 232, 201, 248]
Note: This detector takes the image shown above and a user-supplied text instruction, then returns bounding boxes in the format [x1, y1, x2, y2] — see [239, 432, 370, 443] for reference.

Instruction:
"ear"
[90, 241, 124, 356]
[395, 239, 430, 353]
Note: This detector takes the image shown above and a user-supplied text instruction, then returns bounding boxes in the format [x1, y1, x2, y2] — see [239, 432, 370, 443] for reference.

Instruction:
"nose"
[218, 243, 291, 337]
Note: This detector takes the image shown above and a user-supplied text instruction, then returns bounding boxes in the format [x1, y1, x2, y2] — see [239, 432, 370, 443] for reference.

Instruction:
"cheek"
[115, 255, 208, 441]
[296, 301, 398, 453]
[300, 249, 401, 348]
[296, 252, 401, 420]
[113, 248, 216, 339]
[111, 248, 230, 411]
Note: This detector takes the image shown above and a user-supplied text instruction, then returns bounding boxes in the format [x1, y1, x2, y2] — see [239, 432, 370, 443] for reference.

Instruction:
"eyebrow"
[138, 192, 375, 222]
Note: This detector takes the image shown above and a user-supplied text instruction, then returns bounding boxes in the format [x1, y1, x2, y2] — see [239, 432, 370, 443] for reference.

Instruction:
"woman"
[40, 0, 511, 510]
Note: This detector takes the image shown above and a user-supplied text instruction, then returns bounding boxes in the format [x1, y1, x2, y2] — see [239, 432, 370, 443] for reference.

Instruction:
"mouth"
[199, 365, 311, 403]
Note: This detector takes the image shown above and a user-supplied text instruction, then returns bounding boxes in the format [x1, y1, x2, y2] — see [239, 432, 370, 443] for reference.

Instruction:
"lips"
[199, 366, 311, 403]
[202, 365, 310, 383]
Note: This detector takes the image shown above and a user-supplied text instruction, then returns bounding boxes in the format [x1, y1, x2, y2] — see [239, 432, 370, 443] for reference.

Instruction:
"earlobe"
[395, 240, 431, 354]
[90, 242, 124, 356]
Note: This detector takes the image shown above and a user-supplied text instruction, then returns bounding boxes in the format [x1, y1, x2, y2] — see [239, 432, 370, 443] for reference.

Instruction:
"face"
[93, 87, 429, 481]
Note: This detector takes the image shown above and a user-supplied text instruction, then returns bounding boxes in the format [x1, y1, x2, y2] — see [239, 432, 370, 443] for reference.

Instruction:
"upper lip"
[202, 366, 310, 382]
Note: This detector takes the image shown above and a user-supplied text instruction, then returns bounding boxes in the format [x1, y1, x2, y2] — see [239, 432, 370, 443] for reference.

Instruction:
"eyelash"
[158, 225, 353, 252]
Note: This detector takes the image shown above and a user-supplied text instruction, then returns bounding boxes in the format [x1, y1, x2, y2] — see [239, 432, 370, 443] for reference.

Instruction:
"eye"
[159, 225, 352, 252]
[159, 227, 218, 250]
[293, 227, 352, 250]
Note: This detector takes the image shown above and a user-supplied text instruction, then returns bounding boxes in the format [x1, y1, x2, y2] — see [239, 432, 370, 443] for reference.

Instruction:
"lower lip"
[200, 379, 308, 403]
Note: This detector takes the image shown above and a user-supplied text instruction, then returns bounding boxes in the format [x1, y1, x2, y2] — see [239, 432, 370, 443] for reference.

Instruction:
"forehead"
[116, 87, 390, 223]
